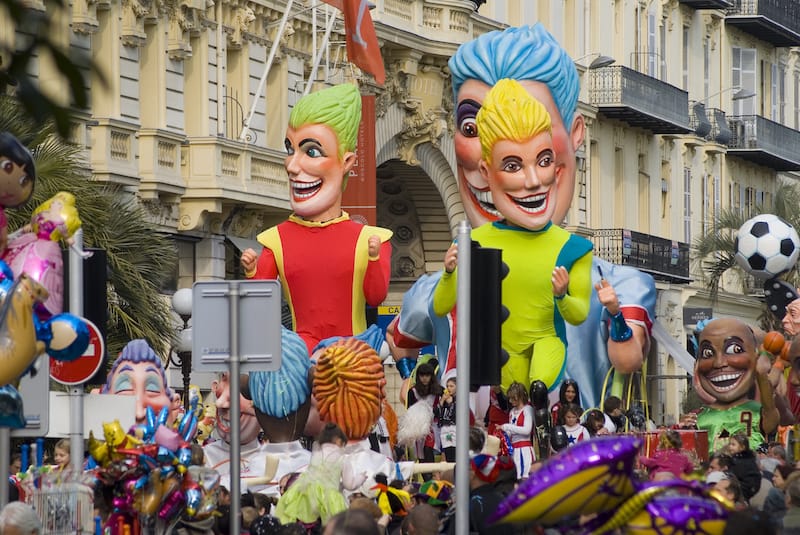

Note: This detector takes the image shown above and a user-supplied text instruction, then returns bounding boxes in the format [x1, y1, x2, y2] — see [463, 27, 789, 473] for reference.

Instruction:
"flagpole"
[239, 0, 296, 142]
[304, 12, 337, 96]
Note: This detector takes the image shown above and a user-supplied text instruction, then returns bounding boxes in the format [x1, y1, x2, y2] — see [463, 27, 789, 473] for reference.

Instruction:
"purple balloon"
[490, 435, 642, 526]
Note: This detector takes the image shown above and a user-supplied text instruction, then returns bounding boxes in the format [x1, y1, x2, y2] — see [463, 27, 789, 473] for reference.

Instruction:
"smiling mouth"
[707, 371, 745, 392]
[511, 192, 548, 214]
[291, 179, 322, 200]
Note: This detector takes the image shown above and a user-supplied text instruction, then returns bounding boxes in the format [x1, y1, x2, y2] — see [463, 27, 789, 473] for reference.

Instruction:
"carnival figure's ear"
[570, 114, 586, 152]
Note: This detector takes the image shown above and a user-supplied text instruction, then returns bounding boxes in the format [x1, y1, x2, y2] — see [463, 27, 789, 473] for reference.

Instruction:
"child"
[583, 409, 608, 437]
[501, 382, 535, 480]
[560, 403, 589, 446]
[407, 362, 443, 467]
[274, 423, 365, 527]
[436, 377, 458, 462]
[638, 430, 694, 481]
[53, 438, 70, 471]
[727, 433, 762, 501]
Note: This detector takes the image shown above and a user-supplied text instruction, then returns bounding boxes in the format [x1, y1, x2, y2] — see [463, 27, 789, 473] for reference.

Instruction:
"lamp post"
[697, 87, 756, 105]
[574, 52, 616, 69]
[170, 287, 193, 409]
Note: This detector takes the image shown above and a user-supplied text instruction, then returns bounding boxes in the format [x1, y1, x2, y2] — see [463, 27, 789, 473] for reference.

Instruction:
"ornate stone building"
[4, 0, 800, 421]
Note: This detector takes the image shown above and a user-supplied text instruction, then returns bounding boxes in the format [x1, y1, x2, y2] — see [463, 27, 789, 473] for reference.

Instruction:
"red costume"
[248, 212, 392, 354]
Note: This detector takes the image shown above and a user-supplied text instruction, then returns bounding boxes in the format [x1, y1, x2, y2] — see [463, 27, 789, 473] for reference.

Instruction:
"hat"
[471, 454, 500, 483]
[481, 435, 501, 456]
[706, 470, 729, 484]
[414, 480, 454, 506]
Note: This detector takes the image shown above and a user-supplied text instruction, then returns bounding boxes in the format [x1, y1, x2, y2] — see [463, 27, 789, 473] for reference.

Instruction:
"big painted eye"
[284, 139, 294, 155]
[700, 347, 714, 359]
[459, 117, 477, 138]
[1, 159, 12, 174]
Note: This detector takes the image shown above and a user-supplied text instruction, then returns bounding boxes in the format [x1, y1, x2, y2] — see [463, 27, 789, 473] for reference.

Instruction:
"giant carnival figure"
[0, 132, 36, 253]
[690, 317, 779, 451]
[390, 24, 656, 408]
[100, 339, 181, 426]
[240, 83, 392, 356]
[432, 78, 594, 391]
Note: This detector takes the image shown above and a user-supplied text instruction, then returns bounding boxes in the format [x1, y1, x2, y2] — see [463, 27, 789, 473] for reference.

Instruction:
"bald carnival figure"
[692, 317, 778, 451]
[391, 25, 656, 406]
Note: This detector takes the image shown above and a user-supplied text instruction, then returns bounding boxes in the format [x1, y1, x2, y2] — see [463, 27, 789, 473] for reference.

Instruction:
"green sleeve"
[556, 252, 593, 325]
[432, 269, 458, 317]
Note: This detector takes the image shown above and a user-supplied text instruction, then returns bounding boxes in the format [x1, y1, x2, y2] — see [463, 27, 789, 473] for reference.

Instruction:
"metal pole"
[69, 228, 85, 472]
[240, 0, 296, 141]
[228, 281, 241, 535]
[455, 220, 471, 535]
[303, 12, 337, 96]
[0, 428, 9, 506]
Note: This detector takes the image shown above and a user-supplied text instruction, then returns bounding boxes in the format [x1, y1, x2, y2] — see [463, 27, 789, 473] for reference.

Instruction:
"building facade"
[3, 0, 800, 423]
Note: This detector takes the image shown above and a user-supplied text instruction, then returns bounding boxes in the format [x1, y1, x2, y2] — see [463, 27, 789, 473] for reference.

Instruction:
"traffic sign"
[50, 318, 105, 385]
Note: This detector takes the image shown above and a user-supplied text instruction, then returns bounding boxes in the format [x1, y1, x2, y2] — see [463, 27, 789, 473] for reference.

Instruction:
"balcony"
[725, 0, 800, 47]
[678, 0, 733, 9]
[726, 115, 800, 171]
[591, 229, 691, 283]
[178, 137, 291, 230]
[587, 66, 692, 135]
[688, 104, 733, 146]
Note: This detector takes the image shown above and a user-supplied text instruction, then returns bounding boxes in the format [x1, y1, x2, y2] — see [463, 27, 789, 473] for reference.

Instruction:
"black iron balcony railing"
[688, 104, 733, 145]
[678, 0, 733, 9]
[726, 0, 800, 47]
[591, 229, 691, 283]
[587, 66, 691, 135]
[727, 115, 800, 171]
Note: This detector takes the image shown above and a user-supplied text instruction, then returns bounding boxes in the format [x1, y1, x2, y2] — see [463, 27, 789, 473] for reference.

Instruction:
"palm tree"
[693, 181, 800, 328]
[0, 96, 177, 358]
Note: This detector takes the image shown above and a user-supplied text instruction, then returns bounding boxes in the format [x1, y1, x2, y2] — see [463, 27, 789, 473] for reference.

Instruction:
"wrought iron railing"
[728, 0, 800, 33]
[591, 229, 691, 282]
[727, 115, 800, 166]
[588, 66, 690, 129]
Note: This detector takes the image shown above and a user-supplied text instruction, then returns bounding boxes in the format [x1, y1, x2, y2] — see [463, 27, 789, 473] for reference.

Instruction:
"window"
[683, 168, 691, 243]
[703, 39, 710, 101]
[744, 187, 757, 217]
[576, 150, 588, 227]
[648, 11, 658, 77]
[795, 72, 800, 129]
[732, 47, 757, 116]
[683, 26, 689, 90]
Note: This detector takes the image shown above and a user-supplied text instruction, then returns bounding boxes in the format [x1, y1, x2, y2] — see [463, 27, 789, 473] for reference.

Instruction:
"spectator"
[638, 430, 694, 481]
[53, 438, 70, 471]
[446, 454, 514, 535]
[501, 382, 535, 480]
[714, 473, 748, 510]
[763, 465, 798, 529]
[550, 379, 580, 427]
[0, 501, 42, 535]
[406, 362, 444, 470]
[784, 475, 800, 534]
[722, 508, 776, 535]
[435, 377, 458, 463]
[322, 509, 381, 535]
[560, 403, 589, 446]
[728, 434, 762, 502]
[602, 396, 624, 433]
[484, 385, 510, 436]
[582, 409, 607, 437]
[400, 503, 440, 535]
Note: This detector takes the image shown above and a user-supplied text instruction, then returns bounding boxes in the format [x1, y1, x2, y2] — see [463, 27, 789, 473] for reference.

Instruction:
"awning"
[651, 319, 695, 375]
[225, 235, 262, 253]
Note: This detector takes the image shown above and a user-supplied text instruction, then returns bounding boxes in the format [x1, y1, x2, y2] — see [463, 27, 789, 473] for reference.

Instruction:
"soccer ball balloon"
[734, 214, 800, 279]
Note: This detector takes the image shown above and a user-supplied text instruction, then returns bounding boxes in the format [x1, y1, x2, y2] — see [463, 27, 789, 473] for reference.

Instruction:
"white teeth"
[708, 372, 744, 391]
[292, 180, 321, 199]
[466, 182, 500, 217]
[513, 192, 548, 214]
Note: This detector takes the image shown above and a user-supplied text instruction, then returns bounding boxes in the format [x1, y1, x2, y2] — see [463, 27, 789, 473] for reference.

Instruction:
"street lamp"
[170, 287, 193, 409]
[574, 52, 616, 69]
[698, 87, 756, 105]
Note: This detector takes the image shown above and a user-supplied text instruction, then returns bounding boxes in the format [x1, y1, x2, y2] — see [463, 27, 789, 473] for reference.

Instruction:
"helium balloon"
[550, 425, 569, 452]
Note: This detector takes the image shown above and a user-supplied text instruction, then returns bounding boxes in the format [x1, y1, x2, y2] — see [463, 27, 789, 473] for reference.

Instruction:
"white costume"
[502, 404, 535, 479]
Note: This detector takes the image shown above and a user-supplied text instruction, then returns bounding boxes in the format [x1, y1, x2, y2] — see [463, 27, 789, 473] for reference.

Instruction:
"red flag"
[320, 0, 385, 85]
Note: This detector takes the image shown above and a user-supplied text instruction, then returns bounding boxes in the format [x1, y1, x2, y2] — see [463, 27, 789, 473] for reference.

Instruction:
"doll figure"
[3, 192, 82, 317]
[0, 133, 36, 254]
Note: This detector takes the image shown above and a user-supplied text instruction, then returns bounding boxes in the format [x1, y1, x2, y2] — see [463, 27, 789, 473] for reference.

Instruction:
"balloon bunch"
[489, 435, 732, 535]
[89, 404, 220, 534]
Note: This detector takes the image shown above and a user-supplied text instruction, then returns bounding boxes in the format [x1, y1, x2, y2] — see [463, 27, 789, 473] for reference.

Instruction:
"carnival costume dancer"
[433, 79, 593, 391]
[692, 318, 779, 451]
[241, 84, 392, 355]
[391, 25, 655, 407]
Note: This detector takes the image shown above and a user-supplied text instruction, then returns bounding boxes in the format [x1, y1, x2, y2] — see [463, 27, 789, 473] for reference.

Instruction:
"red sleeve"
[788, 384, 800, 417]
[253, 247, 279, 279]
[363, 240, 391, 305]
